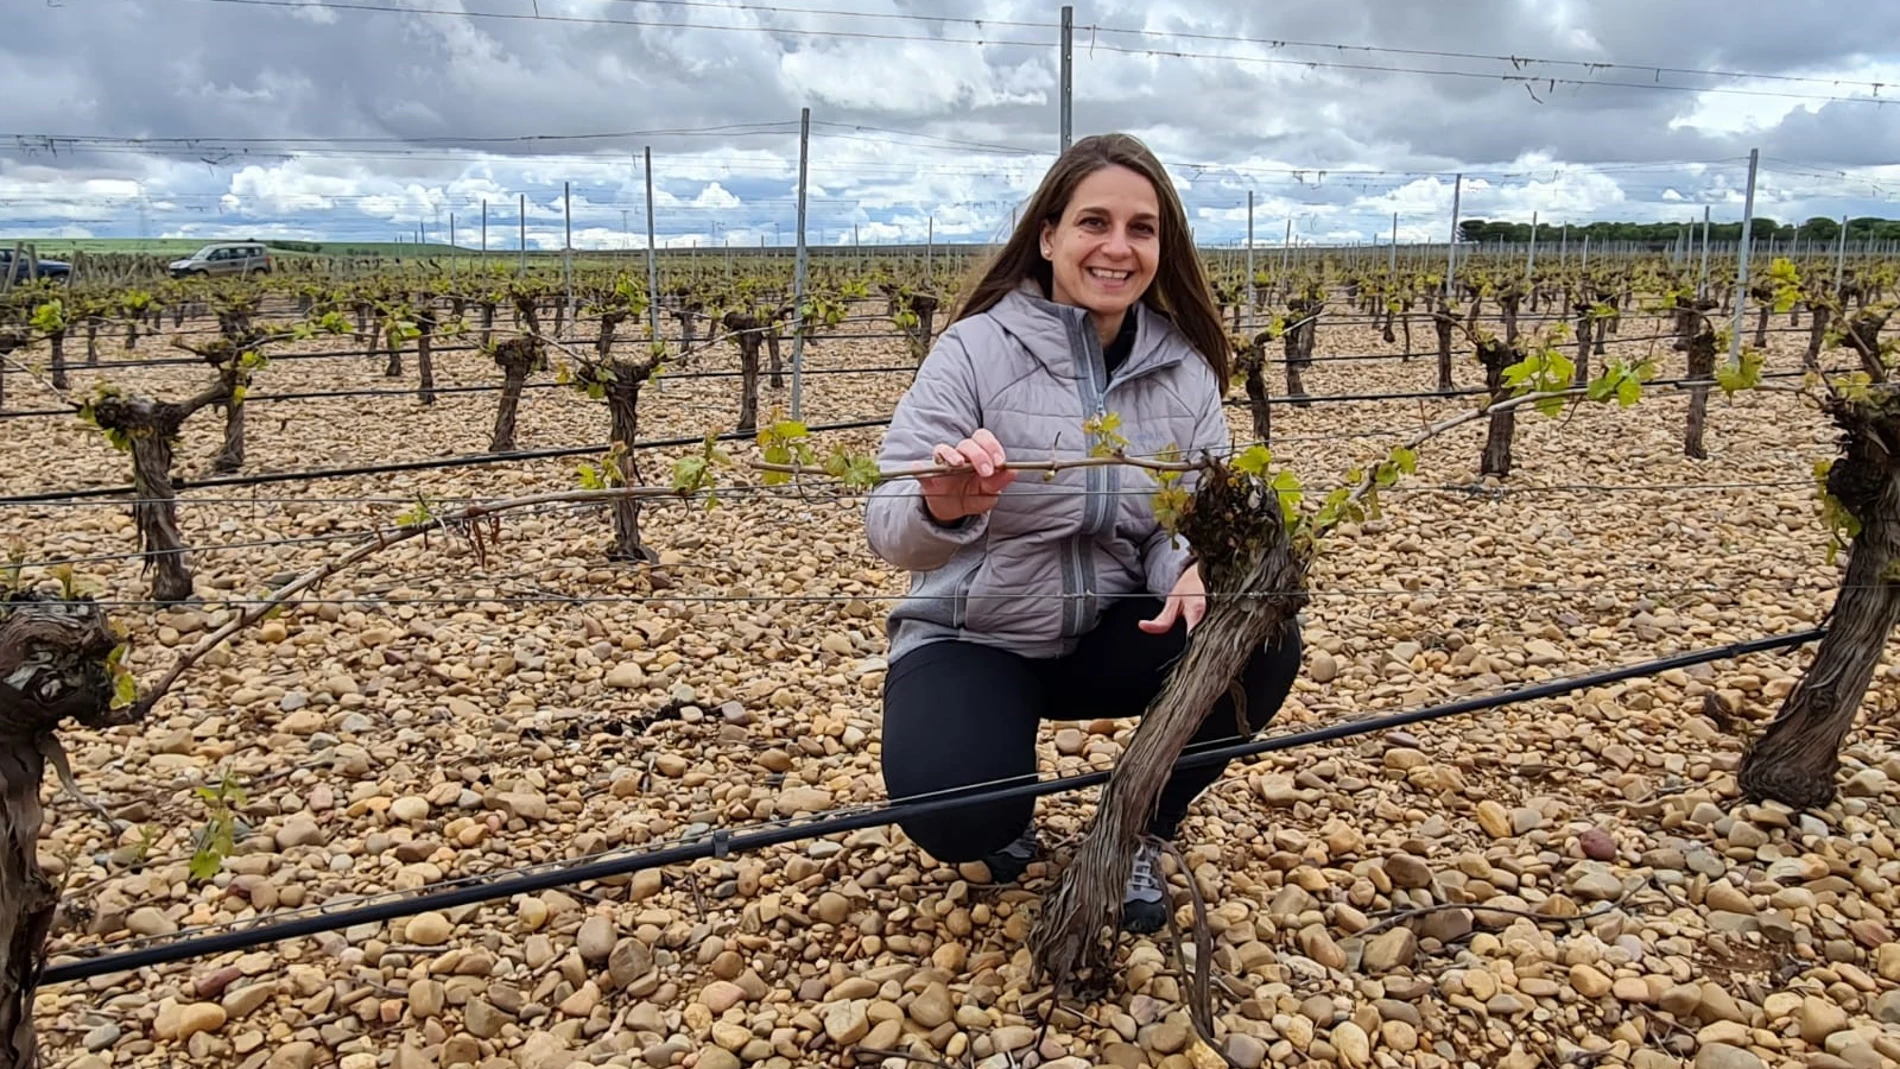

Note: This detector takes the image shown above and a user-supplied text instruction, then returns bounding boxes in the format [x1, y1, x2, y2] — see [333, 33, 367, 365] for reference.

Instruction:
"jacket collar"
[993, 278, 1187, 382]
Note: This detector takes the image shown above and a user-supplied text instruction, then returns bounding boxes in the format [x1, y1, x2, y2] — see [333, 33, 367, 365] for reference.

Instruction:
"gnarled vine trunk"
[766, 324, 784, 390]
[1477, 338, 1518, 478]
[1499, 292, 1522, 346]
[416, 309, 437, 406]
[1573, 306, 1596, 387]
[1804, 302, 1831, 371]
[1678, 324, 1718, 460]
[47, 332, 67, 392]
[600, 363, 658, 564]
[723, 313, 765, 434]
[489, 337, 544, 453]
[675, 307, 699, 354]
[92, 390, 222, 603]
[1236, 335, 1271, 444]
[512, 295, 542, 340]
[1432, 302, 1456, 393]
[1841, 312, 1889, 383]
[382, 325, 404, 379]
[1594, 295, 1619, 356]
[898, 293, 940, 363]
[1738, 389, 1900, 809]
[0, 594, 121, 1069]
[210, 366, 245, 475]
[1281, 297, 1319, 406]
[1031, 460, 1307, 990]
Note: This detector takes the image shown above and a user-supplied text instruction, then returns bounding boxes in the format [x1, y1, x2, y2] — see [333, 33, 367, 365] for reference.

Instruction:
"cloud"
[1, 0, 1894, 249]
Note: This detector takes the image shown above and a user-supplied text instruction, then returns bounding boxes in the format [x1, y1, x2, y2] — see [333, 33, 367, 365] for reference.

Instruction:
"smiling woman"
[865, 132, 1299, 936]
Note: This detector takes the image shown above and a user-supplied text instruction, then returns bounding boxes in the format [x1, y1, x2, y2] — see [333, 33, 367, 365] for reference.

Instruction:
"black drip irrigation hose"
[0, 365, 929, 420]
[0, 417, 896, 505]
[0, 363, 1838, 504]
[38, 626, 1823, 986]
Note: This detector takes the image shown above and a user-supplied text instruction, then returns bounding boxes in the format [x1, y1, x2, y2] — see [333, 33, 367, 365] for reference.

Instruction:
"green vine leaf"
[1083, 411, 1128, 457]
[758, 414, 815, 484]
[1231, 444, 1274, 477]
[1715, 349, 1764, 398]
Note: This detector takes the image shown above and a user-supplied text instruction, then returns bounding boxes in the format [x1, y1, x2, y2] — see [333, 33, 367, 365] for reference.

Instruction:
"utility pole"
[644, 146, 661, 345]
[790, 108, 812, 420]
[1445, 173, 1462, 298]
[1244, 190, 1254, 330]
[1059, 5, 1073, 154]
[1726, 148, 1760, 367]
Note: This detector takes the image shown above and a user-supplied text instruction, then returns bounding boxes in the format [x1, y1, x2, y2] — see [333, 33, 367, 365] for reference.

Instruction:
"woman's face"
[1041, 164, 1161, 321]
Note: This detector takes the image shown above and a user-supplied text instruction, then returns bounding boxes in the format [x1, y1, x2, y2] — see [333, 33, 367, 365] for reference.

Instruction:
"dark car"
[0, 248, 71, 284]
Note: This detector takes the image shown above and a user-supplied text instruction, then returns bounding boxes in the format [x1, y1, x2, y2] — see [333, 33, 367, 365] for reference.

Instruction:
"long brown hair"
[953, 132, 1230, 386]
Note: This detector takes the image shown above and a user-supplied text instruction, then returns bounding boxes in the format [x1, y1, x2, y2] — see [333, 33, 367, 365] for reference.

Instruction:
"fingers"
[970, 428, 1007, 466]
[933, 431, 1013, 487]
[1138, 598, 1179, 634]
[1181, 594, 1207, 633]
[955, 438, 995, 477]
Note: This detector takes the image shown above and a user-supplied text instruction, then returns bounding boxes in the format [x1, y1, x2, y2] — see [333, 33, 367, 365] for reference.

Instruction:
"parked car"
[0, 248, 71, 284]
[167, 242, 273, 279]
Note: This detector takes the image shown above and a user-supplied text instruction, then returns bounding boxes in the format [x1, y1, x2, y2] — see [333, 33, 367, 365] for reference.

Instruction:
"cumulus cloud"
[0, 0, 1894, 247]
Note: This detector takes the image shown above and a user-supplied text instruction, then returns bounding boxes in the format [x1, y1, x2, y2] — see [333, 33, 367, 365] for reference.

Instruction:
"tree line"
[1459, 216, 1900, 246]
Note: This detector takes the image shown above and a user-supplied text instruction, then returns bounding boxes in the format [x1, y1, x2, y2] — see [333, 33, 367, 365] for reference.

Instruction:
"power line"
[1079, 21, 1896, 94]
[1082, 41, 1893, 107]
[151, 0, 1055, 47]
[3, 122, 798, 149]
[130, 0, 1894, 106]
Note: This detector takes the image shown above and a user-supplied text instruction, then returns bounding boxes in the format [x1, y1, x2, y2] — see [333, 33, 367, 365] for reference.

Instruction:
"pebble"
[175, 1002, 226, 1040]
[404, 911, 452, 946]
[21, 313, 1900, 1069]
[389, 795, 430, 822]
[1695, 1044, 1766, 1069]
[576, 915, 616, 963]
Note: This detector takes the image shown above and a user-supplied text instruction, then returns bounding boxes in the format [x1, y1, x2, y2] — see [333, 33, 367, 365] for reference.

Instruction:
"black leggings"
[880, 596, 1303, 864]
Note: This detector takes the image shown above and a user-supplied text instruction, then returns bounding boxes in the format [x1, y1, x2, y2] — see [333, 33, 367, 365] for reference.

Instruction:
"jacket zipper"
[1071, 316, 1114, 637]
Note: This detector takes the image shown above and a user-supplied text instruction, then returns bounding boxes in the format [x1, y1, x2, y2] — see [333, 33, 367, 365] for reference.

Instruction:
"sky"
[2, 0, 1898, 250]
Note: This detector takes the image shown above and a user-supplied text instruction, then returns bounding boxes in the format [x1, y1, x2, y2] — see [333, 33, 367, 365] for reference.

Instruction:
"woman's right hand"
[920, 429, 1016, 523]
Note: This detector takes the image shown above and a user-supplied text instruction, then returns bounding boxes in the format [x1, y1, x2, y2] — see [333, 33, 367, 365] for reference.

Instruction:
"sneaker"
[1121, 839, 1169, 934]
[978, 824, 1042, 884]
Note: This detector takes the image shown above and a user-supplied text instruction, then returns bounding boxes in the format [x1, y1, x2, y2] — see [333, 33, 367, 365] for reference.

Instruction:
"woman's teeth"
[1088, 268, 1130, 281]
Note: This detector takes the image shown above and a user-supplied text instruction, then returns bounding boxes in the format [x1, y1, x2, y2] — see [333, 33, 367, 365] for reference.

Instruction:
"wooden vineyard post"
[0, 594, 124, 1069]
[1738, 387, 1900, 810]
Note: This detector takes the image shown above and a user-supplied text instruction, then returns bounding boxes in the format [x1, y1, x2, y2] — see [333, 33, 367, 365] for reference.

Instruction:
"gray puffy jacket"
[866, 280, 1232, 665]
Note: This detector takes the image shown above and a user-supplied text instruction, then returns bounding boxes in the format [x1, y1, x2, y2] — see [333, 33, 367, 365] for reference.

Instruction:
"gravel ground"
[10, 303, 1899, 1069]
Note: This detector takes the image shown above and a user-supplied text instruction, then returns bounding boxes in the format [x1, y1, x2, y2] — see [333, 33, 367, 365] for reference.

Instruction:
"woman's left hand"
[1139, 563, 1207, 635]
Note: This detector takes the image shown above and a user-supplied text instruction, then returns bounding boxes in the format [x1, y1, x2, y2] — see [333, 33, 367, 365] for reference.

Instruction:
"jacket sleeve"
[864, 328, 992, 573]
[1141, 373, 1233, 598]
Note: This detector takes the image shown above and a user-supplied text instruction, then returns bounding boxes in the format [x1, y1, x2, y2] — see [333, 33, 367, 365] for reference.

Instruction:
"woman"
[865, 133, 1302, 935]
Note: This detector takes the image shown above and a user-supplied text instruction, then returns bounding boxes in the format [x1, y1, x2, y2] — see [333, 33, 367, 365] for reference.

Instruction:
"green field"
[0, 238, 476, 259]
